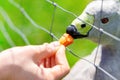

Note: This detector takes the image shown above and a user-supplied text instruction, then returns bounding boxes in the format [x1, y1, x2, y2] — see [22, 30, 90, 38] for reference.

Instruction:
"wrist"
[0, 52, 13, 80]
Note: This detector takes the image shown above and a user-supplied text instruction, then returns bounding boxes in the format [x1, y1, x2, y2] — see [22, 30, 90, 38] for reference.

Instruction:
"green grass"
[0, 0, 96, 67]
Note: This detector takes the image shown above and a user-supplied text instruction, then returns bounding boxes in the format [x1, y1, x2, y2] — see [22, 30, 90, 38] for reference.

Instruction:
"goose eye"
[101, 18, 109, 24]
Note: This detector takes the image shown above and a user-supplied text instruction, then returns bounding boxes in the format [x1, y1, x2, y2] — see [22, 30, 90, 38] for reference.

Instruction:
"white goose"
[64, 0, 120, 80]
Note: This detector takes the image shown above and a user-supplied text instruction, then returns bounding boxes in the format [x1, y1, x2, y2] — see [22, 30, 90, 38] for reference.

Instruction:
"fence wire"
[0, 7, 30, 45]
[0, 0, 119, 80]
[0, 21, 15, 47]
[46, 0, 120, 42]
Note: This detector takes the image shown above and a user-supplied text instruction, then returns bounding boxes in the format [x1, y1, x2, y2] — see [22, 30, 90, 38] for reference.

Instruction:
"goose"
[64, 0, 120, 80]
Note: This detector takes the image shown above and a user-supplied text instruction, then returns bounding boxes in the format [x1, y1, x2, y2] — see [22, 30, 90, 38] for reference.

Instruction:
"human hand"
[0, 41, 70, 80]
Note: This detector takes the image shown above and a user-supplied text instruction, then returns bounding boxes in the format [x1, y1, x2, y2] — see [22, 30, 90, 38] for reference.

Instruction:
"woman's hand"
[0, 41, 70, 80]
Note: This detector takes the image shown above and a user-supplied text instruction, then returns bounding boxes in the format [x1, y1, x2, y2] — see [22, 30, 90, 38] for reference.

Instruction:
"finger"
[32, 41, 60, 60]
[44, 58, 51, 68]
[51, 55, 55, 67]
[55, 45, 69, 67]
[50, 46, 70, 79]
[39, 41, 60, 59]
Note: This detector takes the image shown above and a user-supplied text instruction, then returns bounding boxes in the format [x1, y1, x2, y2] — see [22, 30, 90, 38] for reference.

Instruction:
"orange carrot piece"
[59, 33, 74, 46]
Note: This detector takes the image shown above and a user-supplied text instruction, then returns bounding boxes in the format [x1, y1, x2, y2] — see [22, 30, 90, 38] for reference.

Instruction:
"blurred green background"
[0, 0, 96, 67]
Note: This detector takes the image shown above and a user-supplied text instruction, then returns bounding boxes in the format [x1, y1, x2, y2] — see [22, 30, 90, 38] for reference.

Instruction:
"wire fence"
[0, 0, 120, 80]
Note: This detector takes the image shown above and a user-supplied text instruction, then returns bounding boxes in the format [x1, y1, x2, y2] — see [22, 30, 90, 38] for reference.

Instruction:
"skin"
[0, 41, 70, 80]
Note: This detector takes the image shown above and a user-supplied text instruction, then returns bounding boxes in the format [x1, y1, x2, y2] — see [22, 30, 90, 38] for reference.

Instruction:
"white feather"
[64, 0, 120, 80]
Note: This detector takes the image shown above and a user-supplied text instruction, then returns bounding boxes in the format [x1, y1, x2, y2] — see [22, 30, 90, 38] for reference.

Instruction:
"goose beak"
[66, 25, 88, 39]
[66, 12, 94, 39]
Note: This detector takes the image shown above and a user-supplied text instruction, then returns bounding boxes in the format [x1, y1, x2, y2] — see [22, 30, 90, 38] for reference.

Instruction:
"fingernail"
[51, 41, 60, 47]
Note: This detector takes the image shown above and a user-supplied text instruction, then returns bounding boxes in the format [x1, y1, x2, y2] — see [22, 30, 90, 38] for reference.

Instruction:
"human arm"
[0, 41, 70, 80]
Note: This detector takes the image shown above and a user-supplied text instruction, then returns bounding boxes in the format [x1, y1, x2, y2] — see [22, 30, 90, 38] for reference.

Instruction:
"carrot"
[59, 33, 74, 46]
